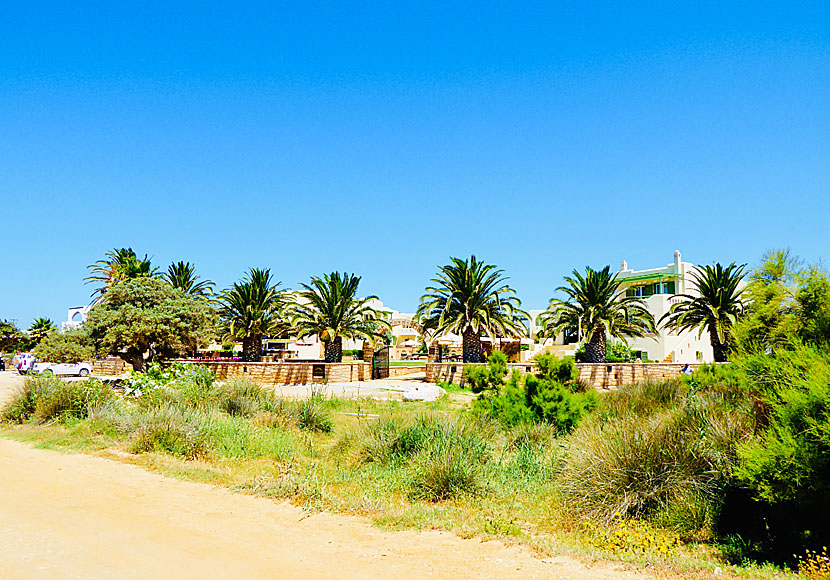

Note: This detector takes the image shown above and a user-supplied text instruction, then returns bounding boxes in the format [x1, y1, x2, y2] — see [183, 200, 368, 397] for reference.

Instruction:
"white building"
[61, 306, 91, 332]
[616, 250, 713, 363]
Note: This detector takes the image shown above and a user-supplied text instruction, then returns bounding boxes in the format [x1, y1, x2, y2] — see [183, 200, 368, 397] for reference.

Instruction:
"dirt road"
[0, 371, 652, 579]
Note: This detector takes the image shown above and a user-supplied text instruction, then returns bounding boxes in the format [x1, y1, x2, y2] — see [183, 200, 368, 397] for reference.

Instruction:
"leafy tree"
[163, 261, 215, 298]
[538, 266, 655, 363]
[733, 250, 800, 353]
[659, 263, 746, 362]
[734, 250, 830, 353]
[27, 317, 57, 346]
[0, 320, 28, 353]
[85, 247, 157, 301]
[84, 277, 215, 372]
[289, 272, 390, 362]
[217, 268, 284, 362]
[416, 255, 528, 363]
[34, 327, 96, 363]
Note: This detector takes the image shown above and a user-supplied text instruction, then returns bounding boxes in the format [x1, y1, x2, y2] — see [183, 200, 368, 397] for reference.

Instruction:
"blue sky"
[2, 1, 829, 327]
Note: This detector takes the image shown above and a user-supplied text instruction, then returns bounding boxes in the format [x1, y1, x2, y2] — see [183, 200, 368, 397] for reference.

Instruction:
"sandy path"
[0, 437, 657, 580]
[0, 371, 652, 579]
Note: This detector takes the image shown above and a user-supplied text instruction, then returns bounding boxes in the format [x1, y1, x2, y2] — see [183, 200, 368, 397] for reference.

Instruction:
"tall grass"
[2, 375, 114, 423]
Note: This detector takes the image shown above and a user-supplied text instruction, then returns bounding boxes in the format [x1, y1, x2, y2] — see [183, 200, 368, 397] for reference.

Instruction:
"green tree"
[289, 272, 390, 362]
[217, 268, 284, 362]
[27, 317, 57, 346]
[85, 247, 157, 301]
[34, 327, 96, 363]
[659, 263, 746, 362]
[163, 261, 215, 298]
[84, 277, 215, 372]
[416, 256, 528, 363]
[0, 320, 28, 353]
[734, 249, 830, 353]
[538, 266, 655, 363]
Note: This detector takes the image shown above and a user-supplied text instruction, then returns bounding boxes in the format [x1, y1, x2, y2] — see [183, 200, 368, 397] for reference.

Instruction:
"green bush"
[557, 408, 724, 526]
[407, 417, 490, 501]
[1, 375, 114, 424]
[463, 351, 508, 393]
[218, 379, 275, 417]
[130, 403, 208, 458]
[471, 353, 596, 431]
[294, 398, 334, 433]
[355, 415, 433, 464]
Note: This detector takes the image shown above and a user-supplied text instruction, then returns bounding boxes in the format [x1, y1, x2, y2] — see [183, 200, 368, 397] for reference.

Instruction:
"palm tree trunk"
[585, 330, 606, 363]
[708, 323, 728, 363]
[242, 335, 261, 362]
[324, 336, 343, 362]
[462, 328, 483, 363]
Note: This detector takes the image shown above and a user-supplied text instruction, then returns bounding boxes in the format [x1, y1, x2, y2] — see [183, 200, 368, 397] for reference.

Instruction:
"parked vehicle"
[32, 361, 93, 377]
[12, 353, 36, 374]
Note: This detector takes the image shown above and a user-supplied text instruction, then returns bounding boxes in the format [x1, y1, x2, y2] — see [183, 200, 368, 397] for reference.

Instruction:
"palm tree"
[289, 272, 391, 363]
[27, 317, 57, 346]
[217, 268, 284, 362]
[85, 248, 157, 301]
[659, 263, 746, 362]
[416, 256, 528, 363]
[538, 265, 656, 363]
[163, 261, 214, 298]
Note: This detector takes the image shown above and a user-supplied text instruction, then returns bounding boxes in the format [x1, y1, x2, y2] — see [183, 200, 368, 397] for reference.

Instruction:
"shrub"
[130, 403, 208, 458]
[533, 353, 578, 384]
[473, 364, 596, 431]
[218, 379, 274, 417]
[294, 399, 333, 433]
[1, 375, 114, 424]
[557, 408, 725, 525]
[356, 415, 434, 464]
[407, 417, 489, 501]
[463, 351, 508, 393]
[524, 374, 598, 432]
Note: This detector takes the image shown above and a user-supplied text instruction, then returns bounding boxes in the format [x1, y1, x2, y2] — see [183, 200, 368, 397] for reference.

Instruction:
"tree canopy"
[164, 261, 214, 298]
[84, 277, 215, 372]
[289, 272, 390, 362]
[538, 266, 655, 363]
[85, 247, 157, 301]
[659, 262, 746, 363]
[217, 268, 284, 362]
[34, 327, 96, 363]
[416, 256, 527, 363]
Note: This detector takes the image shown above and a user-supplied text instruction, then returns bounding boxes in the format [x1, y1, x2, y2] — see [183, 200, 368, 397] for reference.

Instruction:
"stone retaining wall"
[387, 365, 426, 378]
[92, 357, 129, 375]
[170, 360, 370, 384]
[426, 362, 706, 389]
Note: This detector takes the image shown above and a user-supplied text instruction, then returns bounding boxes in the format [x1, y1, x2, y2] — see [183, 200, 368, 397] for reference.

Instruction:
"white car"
[32, 361, 93, 377]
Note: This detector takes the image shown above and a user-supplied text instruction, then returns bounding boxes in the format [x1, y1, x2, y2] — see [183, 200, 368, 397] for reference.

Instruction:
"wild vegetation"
[5, 247, 830, 579]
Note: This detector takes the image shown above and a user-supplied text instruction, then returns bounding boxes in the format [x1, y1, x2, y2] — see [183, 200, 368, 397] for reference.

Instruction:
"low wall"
[171, 360, 371, 384]
[426, 362, 706, 389]
[92, 357, 129, 375]
[388, 365, 426, 378]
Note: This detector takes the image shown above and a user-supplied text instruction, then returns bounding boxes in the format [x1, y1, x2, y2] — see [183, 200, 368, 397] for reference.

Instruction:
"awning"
[617, 272, 680, 284]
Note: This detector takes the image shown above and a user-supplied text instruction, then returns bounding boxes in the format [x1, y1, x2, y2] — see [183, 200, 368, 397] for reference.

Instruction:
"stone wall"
[426, 362, 706, 389]
[170, 360, 370, 384]
[92, 357, 128, 375]
[387, 365, 426, 378]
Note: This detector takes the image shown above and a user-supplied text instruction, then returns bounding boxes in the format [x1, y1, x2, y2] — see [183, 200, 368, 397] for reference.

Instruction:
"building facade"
[616, 250, 713, 363]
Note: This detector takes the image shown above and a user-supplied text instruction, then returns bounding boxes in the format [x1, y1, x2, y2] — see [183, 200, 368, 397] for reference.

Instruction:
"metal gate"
[372, 346, 390, 379]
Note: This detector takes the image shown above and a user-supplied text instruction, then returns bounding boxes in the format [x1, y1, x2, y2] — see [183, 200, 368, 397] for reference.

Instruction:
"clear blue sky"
[2, 1, 829, 327]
